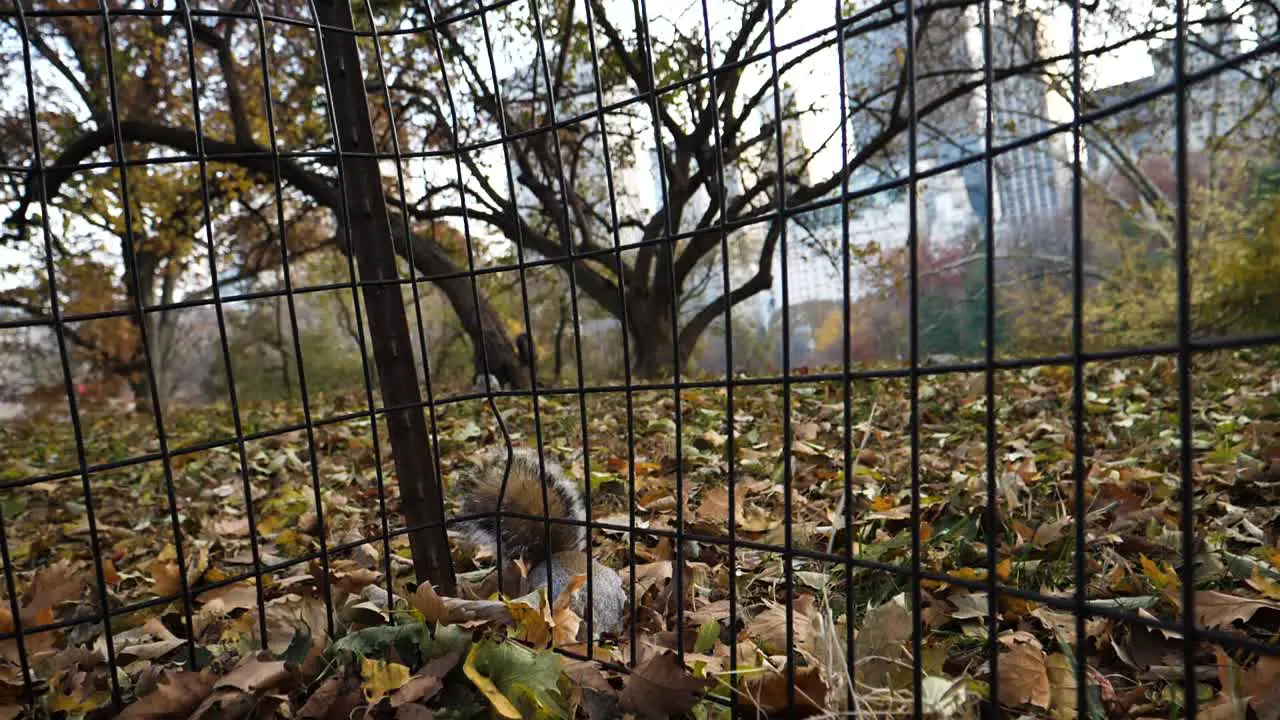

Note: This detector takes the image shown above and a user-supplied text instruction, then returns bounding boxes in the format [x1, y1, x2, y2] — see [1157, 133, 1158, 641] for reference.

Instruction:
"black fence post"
[314, 0, 456, 594]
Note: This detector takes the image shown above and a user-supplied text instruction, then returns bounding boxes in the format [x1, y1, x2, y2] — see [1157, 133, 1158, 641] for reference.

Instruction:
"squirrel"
[453, 446, 626, 640]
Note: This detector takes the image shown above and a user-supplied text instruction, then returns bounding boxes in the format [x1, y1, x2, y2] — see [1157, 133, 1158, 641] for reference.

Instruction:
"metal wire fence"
[1, 0, 1279, 717]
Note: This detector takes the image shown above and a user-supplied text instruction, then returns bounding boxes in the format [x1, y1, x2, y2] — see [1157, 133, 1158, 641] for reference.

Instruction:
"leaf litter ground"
[0, 349, 1278, 718]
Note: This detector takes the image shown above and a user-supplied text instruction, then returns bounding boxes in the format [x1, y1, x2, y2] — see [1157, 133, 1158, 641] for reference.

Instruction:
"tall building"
[987, 6, 1066, 230]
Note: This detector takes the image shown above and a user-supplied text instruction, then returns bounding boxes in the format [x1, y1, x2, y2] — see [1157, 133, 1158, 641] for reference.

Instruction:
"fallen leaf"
[619, 651, 713, 719]
[24, 560, 84, 619]
[117, 670, 215, 720]
[150, 559, 182, 597]
[462, 643, 523, 720]
[1140, 554, 1180, 589]
[409, 583, 450, 625]
[198, 581, 259, 611]
[214, 517, 250, 537]
[390, 648, 465, 707]
[297, 675, 364, 720]
[506, 588, 554, 649]
[997, 637, 1050, 709]
[362, 658, 411, 704]
[215, 653, 291, 694]
[1031, 517, 1071, 548]
[1194, 591, 1280, 628]
[1246, 568, 1280, 600]
[737, 663, 830, 714]
[1045, 653, 1078, 720]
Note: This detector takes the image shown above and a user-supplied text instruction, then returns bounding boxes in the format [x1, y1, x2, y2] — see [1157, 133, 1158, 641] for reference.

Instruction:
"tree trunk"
[385, 218, 532, 390]
[628, 293, 677, 379]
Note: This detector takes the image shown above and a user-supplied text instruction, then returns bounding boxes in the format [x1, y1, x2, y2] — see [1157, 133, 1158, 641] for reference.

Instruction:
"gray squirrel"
[453, 446, 626, 640]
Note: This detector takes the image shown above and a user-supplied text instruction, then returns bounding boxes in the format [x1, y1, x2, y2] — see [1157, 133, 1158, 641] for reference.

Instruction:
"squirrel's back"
[454, 446, 586, 564]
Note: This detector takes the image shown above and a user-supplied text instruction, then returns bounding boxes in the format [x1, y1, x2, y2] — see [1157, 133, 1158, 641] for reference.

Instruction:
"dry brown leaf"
[1237, 654, 1280, 720]
[997, 637, 1050, 709]
[117, 669, 216, 720]
[214, 517, 250, 538]
[738, 663, 830, 715]
[390, 647, 465, 708]
[198, 581, 260, 611]
[618, 651, 713, 719]
[24, 560, 84, 619]
[215, 653, 291, 695]
[395, 705, 435, 720]
[297, 675, 364, 720]
[150, 559, 182, 598]
[187, 688, 255, 720]
[855, 595, 913, 689]
[624, 561, 673, 600]
[409, 583, 450, 624]
[1194, 591, 1280, 628]
[745, 602, 815, 655]
[564, 659, 619, 720]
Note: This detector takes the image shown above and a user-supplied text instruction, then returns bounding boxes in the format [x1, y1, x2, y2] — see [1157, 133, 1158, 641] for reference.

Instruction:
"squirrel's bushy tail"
[454, 447, 587, 564]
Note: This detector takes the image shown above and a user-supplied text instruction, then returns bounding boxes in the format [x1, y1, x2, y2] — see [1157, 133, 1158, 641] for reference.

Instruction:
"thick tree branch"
[677, 219, 782, 354]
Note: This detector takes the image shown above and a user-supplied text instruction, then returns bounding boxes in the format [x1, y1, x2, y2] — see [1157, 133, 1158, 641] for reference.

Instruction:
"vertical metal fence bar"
[980, 0, 1001, 714]
[461, 1, 540, 602]
[175, 0, 271, 648]
[1069, 0, 1091, 716]
[834, 0, 858, 713]
[304, 0, 395, 605]
[761, 0, 796, 705]
[904, 0, 924, 717]
[696, 0, 741, 711]
[245, 0, 337, 635]
[1172, 0, 1200, 715]
[95, 0, 200, 669]
[580, 0, 636, 660]
[574, 0, 643, 669]
[524, 0, 595, 637]
[633, 0, 689, 666]
[12, 2, 124, 707]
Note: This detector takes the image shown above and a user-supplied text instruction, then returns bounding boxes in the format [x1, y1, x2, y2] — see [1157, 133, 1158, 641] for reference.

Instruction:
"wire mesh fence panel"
[0, 0, 1278, 718]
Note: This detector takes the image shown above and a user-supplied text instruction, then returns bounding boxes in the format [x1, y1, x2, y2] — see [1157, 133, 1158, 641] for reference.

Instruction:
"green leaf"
[468, 638, 567, 719]
[693, 619, 720, 654]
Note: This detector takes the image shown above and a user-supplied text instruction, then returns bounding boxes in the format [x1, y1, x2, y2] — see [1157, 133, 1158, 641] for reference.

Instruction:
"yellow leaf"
[51, 690, 111, 715]
[1045, 653, 1078, 720]
[1246, 568, 1280, 600]
[506, 587, 552, 649]
[1139, 554, 1180, 590]
[463, 643, 523, 720]
[361, 658, 410, 704]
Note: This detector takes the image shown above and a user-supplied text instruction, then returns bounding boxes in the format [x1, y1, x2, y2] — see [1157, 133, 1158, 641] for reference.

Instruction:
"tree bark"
[627, 291, 678, 379]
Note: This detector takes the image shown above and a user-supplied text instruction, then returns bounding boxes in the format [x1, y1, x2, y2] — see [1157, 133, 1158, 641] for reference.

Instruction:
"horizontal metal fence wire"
[1, 0, 1279, 718]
